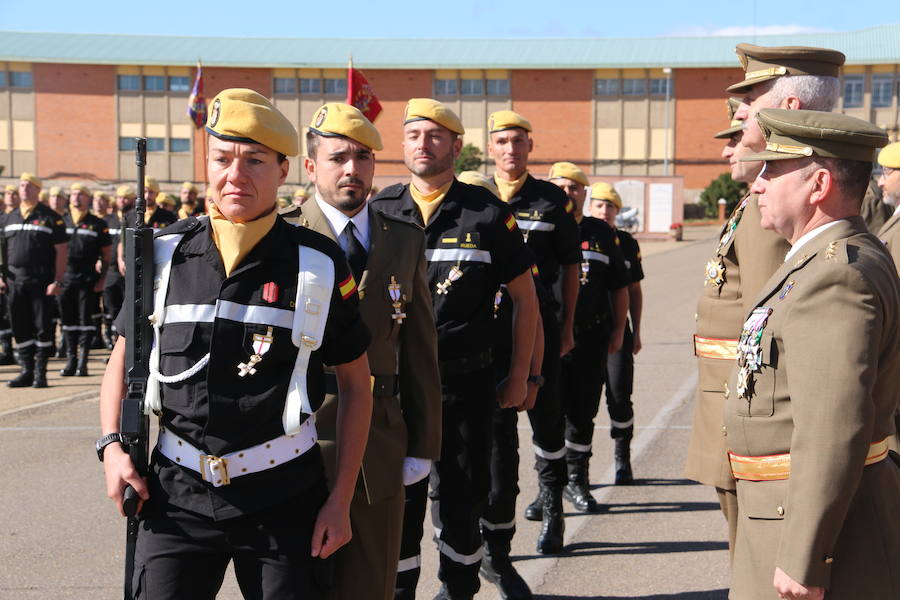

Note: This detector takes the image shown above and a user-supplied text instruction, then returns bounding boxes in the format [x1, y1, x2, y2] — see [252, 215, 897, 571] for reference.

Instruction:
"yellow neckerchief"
[410, 180, 453, 225]
[144, 205, 157, 225]
[493, 171, 529, 203]
[178, 205, 194, 220]
[19, 202, 37, 219]
[207, 200, 277, 277]
[70, 207, 88, 224]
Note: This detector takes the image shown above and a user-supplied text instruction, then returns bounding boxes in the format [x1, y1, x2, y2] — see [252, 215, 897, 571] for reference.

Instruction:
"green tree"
[699, 173, 748, 218]
[454, 143, 483, 174]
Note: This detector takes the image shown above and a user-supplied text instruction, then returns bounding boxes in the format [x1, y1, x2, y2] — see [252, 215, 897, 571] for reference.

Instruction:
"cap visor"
[740, 150, 799, 162]
[726, 74, 778, 95]
[713, 125, 742, 139]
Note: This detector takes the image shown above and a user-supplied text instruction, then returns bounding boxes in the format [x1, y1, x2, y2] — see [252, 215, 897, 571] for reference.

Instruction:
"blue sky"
[0, 0, 892, 39]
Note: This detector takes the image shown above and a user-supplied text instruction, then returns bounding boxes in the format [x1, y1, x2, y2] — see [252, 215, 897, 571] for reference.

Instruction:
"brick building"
[0, 25, 898, 198]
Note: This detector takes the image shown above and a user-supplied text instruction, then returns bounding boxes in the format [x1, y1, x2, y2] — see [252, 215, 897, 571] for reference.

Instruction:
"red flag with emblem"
[346, 57, 382, 123]
[187, 61, 207, 129]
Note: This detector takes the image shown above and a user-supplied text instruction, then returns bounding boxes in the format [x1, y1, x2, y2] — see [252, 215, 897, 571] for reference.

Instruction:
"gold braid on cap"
[765, 142, 814, 156]
[744, 66, 788, 81]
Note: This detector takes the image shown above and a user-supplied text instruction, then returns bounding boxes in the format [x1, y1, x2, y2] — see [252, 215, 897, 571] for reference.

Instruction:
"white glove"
[402, 457, 432, 486]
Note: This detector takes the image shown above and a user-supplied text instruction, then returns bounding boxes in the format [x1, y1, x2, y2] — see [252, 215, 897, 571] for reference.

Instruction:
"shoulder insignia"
[825, 241, 837, 261]
[504, 213, 517, 232]
[794, 253, 811, 268]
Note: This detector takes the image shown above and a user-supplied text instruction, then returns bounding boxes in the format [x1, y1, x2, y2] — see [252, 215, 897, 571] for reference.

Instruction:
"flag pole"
[346, 55, 353, 104]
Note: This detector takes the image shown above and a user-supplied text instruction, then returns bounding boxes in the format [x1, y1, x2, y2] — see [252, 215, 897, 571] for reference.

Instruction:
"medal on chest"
[736, 307, 772, 399]
[704, 258, 726, 288]
[716, 197, 749, 254]
[579, 241, 590, 285]
[238, 326, 273, 377]
[493, 288, 504, 318]
[388, 276, 406, 324]
[436, 264, 463, 295]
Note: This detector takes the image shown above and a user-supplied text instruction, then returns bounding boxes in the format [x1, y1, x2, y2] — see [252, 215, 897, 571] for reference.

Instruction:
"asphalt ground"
[0, 225, 729, 599]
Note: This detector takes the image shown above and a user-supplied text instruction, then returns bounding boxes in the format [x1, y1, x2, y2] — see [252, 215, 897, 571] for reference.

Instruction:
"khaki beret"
[142, 176, 159, 193]
[489, 110, 532, 134]
[404, 98, 465, 135]
[39, 190, 49, 201]
[309, 102, 383, 151]
[93, 191, 108, 200]
[181, 181, 198, 193]
[4, 185, 17, 193]
[878, 142, 900, 169]
[70, 183, 91, 195]
[49, 186, 62, 196]
[293, 187, 310, 199]
[207, 88, 299, 156]
[457, 171, 500, 199]
[727, 43, 845, 94]
[548, 162, 589, 186]
[742, 109, 888, 163]
[116, 184, 136, 199]
[19, 172, 41, 189]
[714, 98, 744, 140]
[590, 182, 622, 209]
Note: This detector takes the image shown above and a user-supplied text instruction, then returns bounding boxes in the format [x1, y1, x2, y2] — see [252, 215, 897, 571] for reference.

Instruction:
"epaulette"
[278, 204, 302, 219]
[372, 182, 407, 201]
[153, 215, 202, 237]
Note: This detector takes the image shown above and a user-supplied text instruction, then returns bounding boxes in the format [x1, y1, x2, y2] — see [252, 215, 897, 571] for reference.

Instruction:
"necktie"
[344, 221, 367, 283]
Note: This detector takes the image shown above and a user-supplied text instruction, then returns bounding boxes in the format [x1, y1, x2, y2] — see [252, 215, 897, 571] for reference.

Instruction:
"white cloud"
[666, 24, 831, 37]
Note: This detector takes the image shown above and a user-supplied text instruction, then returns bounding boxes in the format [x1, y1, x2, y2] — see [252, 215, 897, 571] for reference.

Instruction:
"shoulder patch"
[504, 213, 517, 231]
[339, 274, 358, 300]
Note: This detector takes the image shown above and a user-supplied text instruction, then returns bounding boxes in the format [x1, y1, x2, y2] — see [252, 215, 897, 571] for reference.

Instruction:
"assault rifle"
[120, 138, 154, 600]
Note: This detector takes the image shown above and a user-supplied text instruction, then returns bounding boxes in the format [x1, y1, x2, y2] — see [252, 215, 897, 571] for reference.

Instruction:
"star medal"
[436, 265, 463, 295]
[493, 288, 504, 318]
[716, 196, 748, 253]
[736, 365, 752, 399]
[389, 276, 406, 324]
[580, 259, 590, 285]
[704, 259, 726, 288]
[736, 307, 772, 397]
[238, 326, 273, 377]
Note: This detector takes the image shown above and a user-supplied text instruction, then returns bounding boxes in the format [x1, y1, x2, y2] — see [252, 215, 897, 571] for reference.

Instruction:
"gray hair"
[766, 75, 841, 111]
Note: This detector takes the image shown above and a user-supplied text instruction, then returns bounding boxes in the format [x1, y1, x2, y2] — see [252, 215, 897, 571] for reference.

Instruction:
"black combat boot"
[59, 332, 79, 376]
[76, 332, 93, 377]
[523, 486, 546, 522]
[102, 317, 115, 350]
[8, 345, 35, 387]
[536, 487, 565, 554]
[563, 453, 601, 513]
[91, 315, 105, 349]
[432, 584, 472, 600]
[614, 436, 634, 485]
[32, 346, 50, 388]
[480, 538, 533, 600]
[55, 328, 66, 358]
[0, 335, 13, 366]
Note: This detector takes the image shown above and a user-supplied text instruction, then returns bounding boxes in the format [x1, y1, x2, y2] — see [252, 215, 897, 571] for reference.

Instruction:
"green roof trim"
[1, 25, 899, 69]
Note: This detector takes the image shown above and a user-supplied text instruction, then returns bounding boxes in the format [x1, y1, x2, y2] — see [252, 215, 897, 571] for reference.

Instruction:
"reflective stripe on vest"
[582, 250, 609, 264]
[516, 220, 555, 232]
[424, 248, 492, 264]
[162, 300, 294, 330]
[5, 223, 52, 235]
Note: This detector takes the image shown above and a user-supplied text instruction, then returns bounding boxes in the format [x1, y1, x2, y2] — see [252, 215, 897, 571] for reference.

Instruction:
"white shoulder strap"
[283, 244, 335, 435]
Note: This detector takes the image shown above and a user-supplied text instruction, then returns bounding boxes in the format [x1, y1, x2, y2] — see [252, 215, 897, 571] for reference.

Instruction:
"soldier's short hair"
[766, 75, 841, 111]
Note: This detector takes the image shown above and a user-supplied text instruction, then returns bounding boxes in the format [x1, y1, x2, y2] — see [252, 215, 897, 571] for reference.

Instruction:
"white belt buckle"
[200, 455, 231, 487]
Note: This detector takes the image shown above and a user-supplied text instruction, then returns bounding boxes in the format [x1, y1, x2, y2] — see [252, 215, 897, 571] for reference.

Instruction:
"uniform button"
[776, 506, 785, 516]
[722, 426, 727, 436]
[824, 555, 833, 564]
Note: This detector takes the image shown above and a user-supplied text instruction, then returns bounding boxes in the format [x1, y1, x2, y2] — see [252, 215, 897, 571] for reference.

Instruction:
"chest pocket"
[737, 330, 778, 417]
[158, 322, 209, 408]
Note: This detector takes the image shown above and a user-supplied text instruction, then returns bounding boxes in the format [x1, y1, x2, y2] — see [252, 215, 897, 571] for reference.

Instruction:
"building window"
[843, 75, 864, 108]
[300, 78, 322, 94]
[169, 76, 190, 92]
[119, 137, 136, 151]
[9, 71, 32, 88]
[434, 79, 458, 96]
[118, 75, 141, 91]
[274, 77, 297, 94]
[872, 75, 894, 108]
[622, 79, 646, 95]
[145, 138, 166, 152]
[650, 78, 671, 96]
[170, 138, 191, 153]
[460, 79, 484, 96]
[143, 76, 166, 92]
[0, 72, 6, 87]
[486, 79, 510, 96]
[595, 78, 619, 96]
[324, 78, 347, 95]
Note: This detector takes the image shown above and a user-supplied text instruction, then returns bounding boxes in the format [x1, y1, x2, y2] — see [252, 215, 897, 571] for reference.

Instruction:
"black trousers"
[605, 321, 635, 439]
[526, 309, 566, 489]
[429, 366, 495, 597]
[59, 280, 96, 333]
[7, 276, 53, 350]
[560, 325, 611, 458]
[0, 292, 11, 338]
[394, 477, 428, 600]
[483, 404, 520, 547]
[104, 278, 125, 329]
[132, 487, 331, 600]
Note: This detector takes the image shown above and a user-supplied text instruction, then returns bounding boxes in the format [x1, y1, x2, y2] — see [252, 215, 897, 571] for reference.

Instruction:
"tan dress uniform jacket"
[685, 194, 790, 489]
[285, 199, 442, 600]
[725, 218, 900, 599]
[877, 210, 900, 452]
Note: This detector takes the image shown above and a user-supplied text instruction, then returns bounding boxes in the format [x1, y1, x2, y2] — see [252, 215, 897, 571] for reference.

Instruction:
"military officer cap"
[70, 182, 91, 195]
[590, 181, 622, 209]
[309, 102, 383, 151]
[181, 181, 198, 193]
[116, 184, 136, 199]
[403, 98, 465, 135]
[293, 187, 310, 199]
[206, 88, 300, 156]
[488, 110, 532, 134]
[742, 109, 888, 163]
[714, 98, 744, 139]
[727, 43, 845, 95]
[457, 170, 501, 198]
[19, 172, 42, 189]
[39, 190, 49, 201]
[878, 142, 900, 169]
[548, 162, 589, 186]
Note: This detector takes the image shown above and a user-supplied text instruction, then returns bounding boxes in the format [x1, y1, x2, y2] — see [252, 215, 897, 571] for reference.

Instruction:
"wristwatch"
[527, 374, 545, 387]
[95, 433, 125, 462]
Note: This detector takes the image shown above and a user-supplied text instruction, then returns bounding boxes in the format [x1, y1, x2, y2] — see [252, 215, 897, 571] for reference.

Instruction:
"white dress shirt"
[315, 194, 370, 252]
[784, 220, 843, 262]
